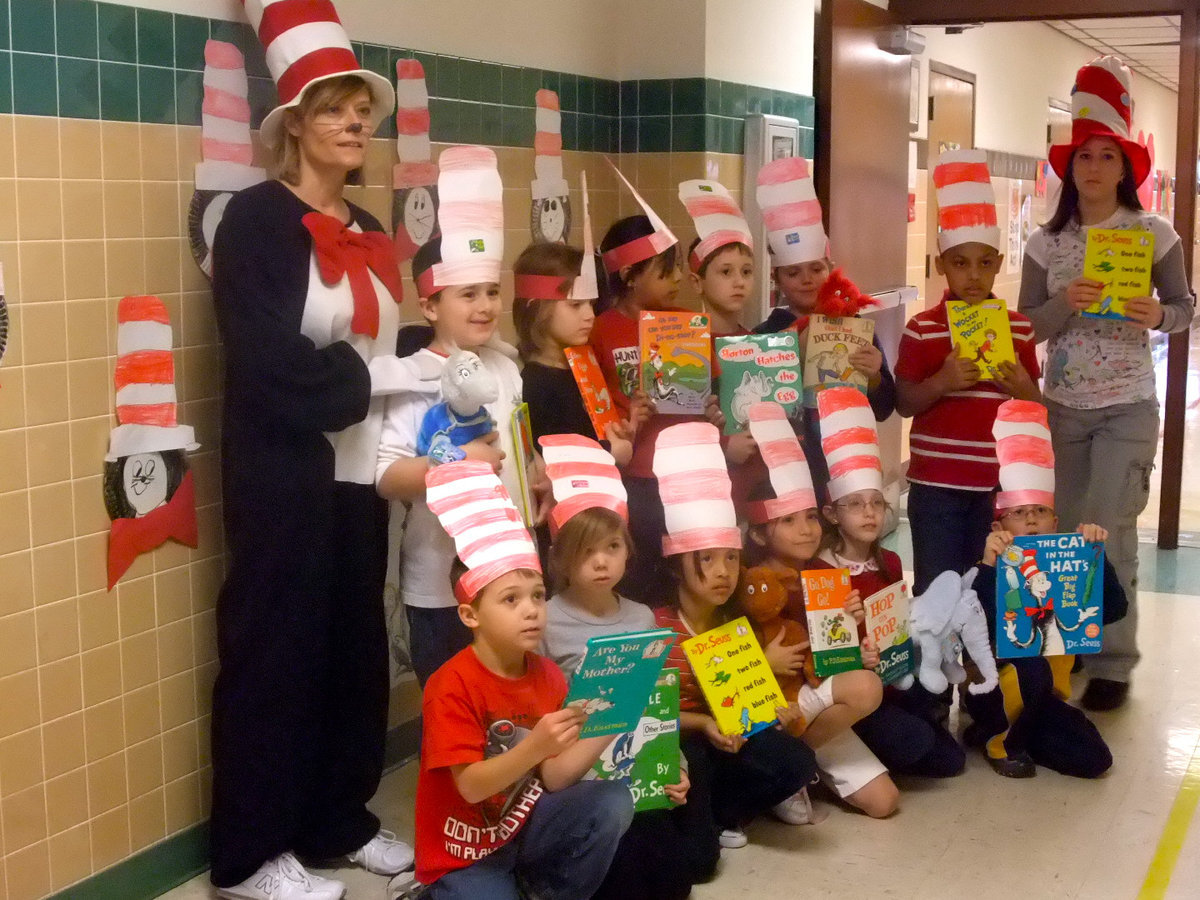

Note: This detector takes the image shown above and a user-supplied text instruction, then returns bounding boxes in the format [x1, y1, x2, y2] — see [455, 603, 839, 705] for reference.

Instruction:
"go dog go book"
[715, 332, 802, 434]
[638, 311, 712, 415]
[802, 315, 875, 407]
[1081, 227, 1153, 321]
[945, 300, 1015, 380]
[590, 668, 680, 812]
[801, 568, 862, 677]
[563, 628, 674, 737]
[682, 616, 784, 737]
[863, 581, 914, 686]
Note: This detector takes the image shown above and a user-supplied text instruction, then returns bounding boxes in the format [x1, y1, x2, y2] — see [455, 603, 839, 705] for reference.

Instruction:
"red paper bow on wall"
[107, 470, 199, 590]
[302, 212, 405, 338]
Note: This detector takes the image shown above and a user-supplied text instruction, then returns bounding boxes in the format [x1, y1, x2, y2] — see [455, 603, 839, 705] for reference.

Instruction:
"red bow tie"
[1024, 599, 1055, 624]
[107, 470, 198, 590]
[302, 212, 405, 339]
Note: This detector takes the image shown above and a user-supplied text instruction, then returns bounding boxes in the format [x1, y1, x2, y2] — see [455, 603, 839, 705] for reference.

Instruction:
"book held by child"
[589, 668, 680, 812]
[564, 345, 622, 437]
[715, 332, 802, 434]
[681, 616, 784, 737]
[802, 315, 875, 406]
[510, 402, 538, 526]
[801, 568, 862, 677]
[563, 627, 674, 737]
[639, 311, 712, 415]
[863, 581, 915, 686]
[1081, 227, 1154, 320]
[945, 299, 1016, 380]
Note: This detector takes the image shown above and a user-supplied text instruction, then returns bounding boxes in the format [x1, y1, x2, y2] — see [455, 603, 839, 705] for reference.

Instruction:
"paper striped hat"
[745, 402, 817, 524]
[679, 179, 752, 273]
[531, 89, 568, 201]
[933, 149, 1000, 253]
[393, 59, 437, 189]
[195, 41, 266, 192]
[515, 170, 599, 301]
[107, 296, 199, 461]
[755, 156, 828, 267]
[1049, 55, 1150, 187]
[425, 460, 542, 603]
[539, 434, 627, 534]
[652, 422, 740, 555]
[240, 0, 395, 149]
[993, 399, 1055, 512]
[817, 386, 882, 502]
[416, 146, 504, 298]
[601, 160, 678, 274]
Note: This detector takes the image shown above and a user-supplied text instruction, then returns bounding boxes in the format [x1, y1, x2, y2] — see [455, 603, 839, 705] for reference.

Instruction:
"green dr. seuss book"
[801, 568, 862, 677]
[803, 315, 875, 407]
[590, 668, 680, 812]
[563, 628, 674, 737]
[715, 332, 802, 434]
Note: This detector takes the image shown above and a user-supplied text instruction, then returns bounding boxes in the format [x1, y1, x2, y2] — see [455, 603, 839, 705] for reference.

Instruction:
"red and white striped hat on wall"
[393, 59, 437, 189]
[817, 386, 882, 502]
[532, 90, 568, 202]
[678, 179, 752, 274]
[745, 402, 816, 525]
[539, 434, 627, 534]
[652, 422, 740, 555]
[416, 145, 504, 298]
[933, 148, 1000, 254]
[601, 160, 678, 274]
[755, 156, 828, 267]
[106, 296, 199, 461]
[993, 399, 1055, 512]
[425, 460, 542, 604]
[240, 0, 395, 148]
[195, 40, 266, 191]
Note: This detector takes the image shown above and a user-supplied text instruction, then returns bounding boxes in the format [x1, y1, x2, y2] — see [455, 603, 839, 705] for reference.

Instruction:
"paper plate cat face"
[103, 450, 187, 520]
[187, 189, 234, 278]
[530, 194, 571, 244]
[393, 184, 439, 248]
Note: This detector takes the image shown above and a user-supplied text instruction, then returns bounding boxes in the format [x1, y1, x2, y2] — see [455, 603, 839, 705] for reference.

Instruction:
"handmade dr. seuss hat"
[601, 160, 678, 274]
[195, 41, 266, 193]
[817, 386, 882, 502]
[652, 422, 740, 555]
[678, 179, 753, 273]
[531, 90, 569, 200]
[933, 148, 1000, 254]
[539, 434, 628, 534]
[240, 0, 395, 148]
[745, 402, 817, 525]
[1049, 55, 1150, 187]
[425, 460, 542, 603]
[394, 59, 436, 189]
[107, 296, 200, 462]
[755, 156, 828, 267]
[993, 399, 1055, 512]
[415, 146, 504, 299]
[515, 170, 599, 301]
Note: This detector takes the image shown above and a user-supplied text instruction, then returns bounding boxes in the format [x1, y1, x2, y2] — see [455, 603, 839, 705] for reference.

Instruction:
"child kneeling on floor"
[405, 460, 632, 898]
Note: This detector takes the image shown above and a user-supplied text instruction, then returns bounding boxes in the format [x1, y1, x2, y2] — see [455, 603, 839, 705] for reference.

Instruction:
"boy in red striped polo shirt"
[895, 150, 1041, 593]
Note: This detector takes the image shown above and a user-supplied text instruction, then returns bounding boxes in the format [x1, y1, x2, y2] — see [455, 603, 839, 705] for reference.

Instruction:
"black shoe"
[1071, 656, 1084, 674]
[962, 722, 987, 748]
[986, 751, 1036, 779]
[1081, 678, 1130, 711]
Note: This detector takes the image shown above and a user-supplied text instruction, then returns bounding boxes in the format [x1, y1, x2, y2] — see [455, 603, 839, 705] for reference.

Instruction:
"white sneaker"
[772, 787, 817, 825]
[346, 829, 415, 876]
[718, 827, 748, 849]
[216, 853, 346, 900]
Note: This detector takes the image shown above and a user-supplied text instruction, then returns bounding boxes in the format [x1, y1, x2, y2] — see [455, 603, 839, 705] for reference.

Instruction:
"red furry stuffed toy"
[814, 268, 877, 318]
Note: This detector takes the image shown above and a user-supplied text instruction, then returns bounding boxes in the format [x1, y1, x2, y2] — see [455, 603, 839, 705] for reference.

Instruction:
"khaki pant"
[1045, 398, 1158, 683]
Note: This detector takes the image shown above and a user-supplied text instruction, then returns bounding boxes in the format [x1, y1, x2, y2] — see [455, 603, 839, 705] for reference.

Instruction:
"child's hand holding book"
[664, 768, 690, 806]
[529, 707, 586, 760]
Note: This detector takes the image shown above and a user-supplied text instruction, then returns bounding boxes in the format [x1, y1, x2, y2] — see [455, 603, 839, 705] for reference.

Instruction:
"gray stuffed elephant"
[899, 567, 999, 696]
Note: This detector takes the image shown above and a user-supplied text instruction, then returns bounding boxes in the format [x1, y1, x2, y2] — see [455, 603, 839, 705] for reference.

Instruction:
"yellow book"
[681, 616, 785, 737]
[945, 299, 1016, 380]
[1082, 227, 1154, 320]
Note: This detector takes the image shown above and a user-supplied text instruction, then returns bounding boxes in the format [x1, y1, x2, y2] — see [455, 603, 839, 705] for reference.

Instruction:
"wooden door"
[924, 64, 976, 308]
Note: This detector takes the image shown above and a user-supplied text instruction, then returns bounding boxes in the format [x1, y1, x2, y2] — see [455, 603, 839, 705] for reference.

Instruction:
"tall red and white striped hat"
[425, 460, 542, 604]
[817, 386, 882, 502]
[679, 179, 752, 274]
[106, 296, 199, 462]
[539, 434, 627, 534]
[933, 148, 1000, 253]
[745, 402, 816, 525]
[993, 399, 1055, 512]
[652, 422, 740, 555]
[195, 40, 266, 192]
[601, 160, 678, 274]
[416, 146, 504, 299]
[393, 59, 437, 190]
[755, 156, 828, 267]
[531, 89, 568, 202]
[1049, 56, 1150, 187]
[240, 0, 395, 149]
[1019, 547, 1044, 584]
[515, 170, 599, 302]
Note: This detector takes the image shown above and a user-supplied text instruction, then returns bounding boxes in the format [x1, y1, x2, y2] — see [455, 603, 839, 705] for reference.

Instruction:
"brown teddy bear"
[735, 565, 813, 737]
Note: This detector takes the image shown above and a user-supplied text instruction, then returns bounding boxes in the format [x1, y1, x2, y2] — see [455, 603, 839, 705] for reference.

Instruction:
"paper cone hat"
[993, 399, 1055, 512]
[601, 159, 678, 274]
[652, 422, 739, 555]
[745, 402, 817, 524]
[755, 156, 827, 267]
[514, 170, 599, 301]
[933, 148, 1000, 253]
[539, 434, 627, 534]
[679, 179, 752, 273]
[195, 40, 266, 192]
[817, 386, 882, 502]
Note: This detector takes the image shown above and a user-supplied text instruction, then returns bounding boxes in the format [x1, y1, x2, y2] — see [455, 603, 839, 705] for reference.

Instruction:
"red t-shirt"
[895, 293, 1040, 491]
[414, 647, 567, 885]
[652, 606, 707, 713]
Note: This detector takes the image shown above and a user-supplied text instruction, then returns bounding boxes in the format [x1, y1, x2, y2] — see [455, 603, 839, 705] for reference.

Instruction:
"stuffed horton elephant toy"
[899, 567, 999, 696]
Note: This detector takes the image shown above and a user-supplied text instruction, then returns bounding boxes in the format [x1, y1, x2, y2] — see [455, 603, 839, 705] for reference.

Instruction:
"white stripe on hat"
[652, 422, 738, 555]
[535, 106, 561, 135]
[755, 157, 828, 267]
[196, 160, 268, 192]
[116, 382, 177, 408]
[755, 176, 819, 211]
[433, 146, 504, 288]
[204, 66, 248, 97]
[263, 21, 353, 79]
[747, 402, 816, 519]
[201, 114, 253, 146]
[1072, 90, 1128, 138]
[396, 134, 431, 163]
[540, 434, 627, 532]
[395, 79, 428, 109]
[993, 419, 1051, 443]
[935, 180, 996, 209]
[994, 399, 1055, 509]
[117, 321, 172, 355]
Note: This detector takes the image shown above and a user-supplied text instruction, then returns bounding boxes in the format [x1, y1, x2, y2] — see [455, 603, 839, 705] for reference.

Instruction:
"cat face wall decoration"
[530, 89, 571, 244]
[393, 59, 440, 261]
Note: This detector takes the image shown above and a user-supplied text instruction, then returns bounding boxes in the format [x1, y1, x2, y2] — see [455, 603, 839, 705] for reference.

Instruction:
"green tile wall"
[2, 1, 817, 152]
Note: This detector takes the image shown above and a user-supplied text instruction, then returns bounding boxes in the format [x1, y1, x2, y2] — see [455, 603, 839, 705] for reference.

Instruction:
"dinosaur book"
[589, 668, 680, 812]
[715, 332, 802, 434]
[638, 311, 712, 415]
[681, 616, 785, 737]
[995, 534, 1105, 659]
[564, 345, 622, 438]
[800, 568, 863, 677]
[863, 581, 914, 686]
[563, 628, 674, 737]
[1080, 227, 1153, 321]
[802, 315, 875, 408]
[945, 300, 1016, 380]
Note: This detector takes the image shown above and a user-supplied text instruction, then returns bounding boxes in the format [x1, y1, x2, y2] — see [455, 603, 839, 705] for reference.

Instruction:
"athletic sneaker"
[216, 852, 346, 900]
[346, 829, 415, 875]
[718, 827, 748, 849]
[772, 787, 817, 825]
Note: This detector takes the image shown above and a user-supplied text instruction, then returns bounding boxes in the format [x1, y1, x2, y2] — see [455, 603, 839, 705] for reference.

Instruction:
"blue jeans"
[426, 780, 633, 900]
[907, 482, 995, 594]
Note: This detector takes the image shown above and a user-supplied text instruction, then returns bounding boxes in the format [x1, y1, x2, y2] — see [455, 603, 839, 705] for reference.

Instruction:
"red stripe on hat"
[514, 273, 570, 300]
[534, 131, 562, 155]
[545, 461, 619, 481]
[536, 89, 560, 111]
[203, 137, 254, 165]
[551, 496, 628, 532]
[457, 525, 533, 565]
[997, 399, 1047, 425]
[117, 401, 177, 428]
[115, 350, 175, 390]
[395, 161, 438, 187]
[758, 438, 807, 468]
[763, 199, 823, 231]
[205, 40, 244, 70]
[939, 203, 998, 231]
[822, 426, 878, 455]
[396, 58, 425, 79]
[685, 195, 742, 218]
[817, 386, 867, 416]
[204, 86, 251, 122]
[828, 455, 882, 479]
[655, 421, 717, 450]
[118, 295, 170, 325]
[996, 434, 1054, 468]
[1076, 65, 1129, 117]
[932, 161, 990, 188]
[426, 459, 493, 486]
[396, 107, 430, 134]
[458, 554, 543, 601]
[757, 156, 810, 185]
[658, 469, 730, 505]
[276, 46, 361, 106]
[257, 0, 342, 51]
[540, 433, 601, 450]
